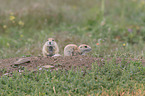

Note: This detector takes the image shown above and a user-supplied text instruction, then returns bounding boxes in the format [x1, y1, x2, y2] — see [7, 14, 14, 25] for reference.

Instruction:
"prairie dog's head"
[78, 44, 92, 55]
[46, 38, 56, 46]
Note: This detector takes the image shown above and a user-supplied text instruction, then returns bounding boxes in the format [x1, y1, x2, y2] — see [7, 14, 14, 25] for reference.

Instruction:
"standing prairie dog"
[64, 44, 92, 56]
[42, 38, 59, 57]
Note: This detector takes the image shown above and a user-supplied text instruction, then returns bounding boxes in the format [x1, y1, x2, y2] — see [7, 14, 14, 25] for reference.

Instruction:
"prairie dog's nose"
[49, 42, 51, 45]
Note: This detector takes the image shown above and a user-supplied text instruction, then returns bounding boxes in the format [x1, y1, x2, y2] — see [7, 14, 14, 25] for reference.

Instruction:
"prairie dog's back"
[64, 44, 78, 56]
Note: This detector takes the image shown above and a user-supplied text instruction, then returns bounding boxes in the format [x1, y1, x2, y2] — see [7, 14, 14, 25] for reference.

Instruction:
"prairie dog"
[78, 44, 92, 55]
[42, 38, 59, 57]
[64, 44, 91, 56]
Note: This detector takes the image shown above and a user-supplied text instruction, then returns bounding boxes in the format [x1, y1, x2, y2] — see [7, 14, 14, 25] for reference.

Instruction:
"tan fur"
[78, 44, 92, 55]
[64, 44, 79, 56]
[42, 38, 59, 57]
[64, 44, 91, 56]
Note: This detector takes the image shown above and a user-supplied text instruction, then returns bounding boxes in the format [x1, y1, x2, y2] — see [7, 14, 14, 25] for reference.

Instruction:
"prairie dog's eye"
[52, 40, 54, 41]
[85, 46, 87, 48]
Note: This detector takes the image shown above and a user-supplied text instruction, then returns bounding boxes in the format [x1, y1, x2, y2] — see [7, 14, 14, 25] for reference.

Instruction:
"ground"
[0, 55, 145, 77]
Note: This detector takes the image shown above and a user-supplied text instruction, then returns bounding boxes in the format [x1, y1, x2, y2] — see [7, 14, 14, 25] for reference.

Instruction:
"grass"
[1, 0, 145, 58]
[0, 60, 145, 95]
[0, 0, 145, 95]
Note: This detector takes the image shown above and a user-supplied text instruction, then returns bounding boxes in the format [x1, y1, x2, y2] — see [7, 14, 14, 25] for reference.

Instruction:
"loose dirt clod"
[14, 58, 31, 66]
[41, 65, 54, 69]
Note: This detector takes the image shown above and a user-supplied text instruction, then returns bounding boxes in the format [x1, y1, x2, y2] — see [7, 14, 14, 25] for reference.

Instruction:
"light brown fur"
[78, 44, 92, 55]
[42, 38, 59, 57]
[64, 44, 91, 56]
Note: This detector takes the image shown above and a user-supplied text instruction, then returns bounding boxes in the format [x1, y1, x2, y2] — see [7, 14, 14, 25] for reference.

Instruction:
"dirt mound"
[0, 56, 99, 76]
[0, 56, 144, 77]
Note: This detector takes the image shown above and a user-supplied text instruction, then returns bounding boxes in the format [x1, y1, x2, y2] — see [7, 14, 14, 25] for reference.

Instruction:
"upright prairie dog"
[42, 38, 59, 57]
[64, 44, 92, 56]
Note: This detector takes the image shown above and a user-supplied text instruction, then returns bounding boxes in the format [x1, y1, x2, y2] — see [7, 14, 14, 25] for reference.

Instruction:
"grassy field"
[0, 0, 145, 95]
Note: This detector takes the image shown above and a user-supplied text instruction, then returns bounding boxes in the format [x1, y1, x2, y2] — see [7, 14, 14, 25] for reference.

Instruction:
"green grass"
[0, 0, 145, 95]
[0, 60, 145, 95]
[1, 0, 145, 58]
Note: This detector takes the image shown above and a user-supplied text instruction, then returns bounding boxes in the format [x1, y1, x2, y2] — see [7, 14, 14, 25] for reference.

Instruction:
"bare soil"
[0, 56, 145, 77]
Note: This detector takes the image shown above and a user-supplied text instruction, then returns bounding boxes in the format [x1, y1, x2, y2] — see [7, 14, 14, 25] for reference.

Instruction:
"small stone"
[42, 65, 54, 69]
[14, 58, 30, 66]
[39, 68, 42, 70]
[18, 70, 24, 73]
[55, 68, 58, 71]
[3, 73, 9, 76]
[52, 54, 61, 57]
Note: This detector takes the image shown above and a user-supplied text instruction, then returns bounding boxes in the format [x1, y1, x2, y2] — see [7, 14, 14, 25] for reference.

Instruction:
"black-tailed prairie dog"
[78, 44, 92, 55]
[42, 38, 59, 57]
[64, 44, 91, 56]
